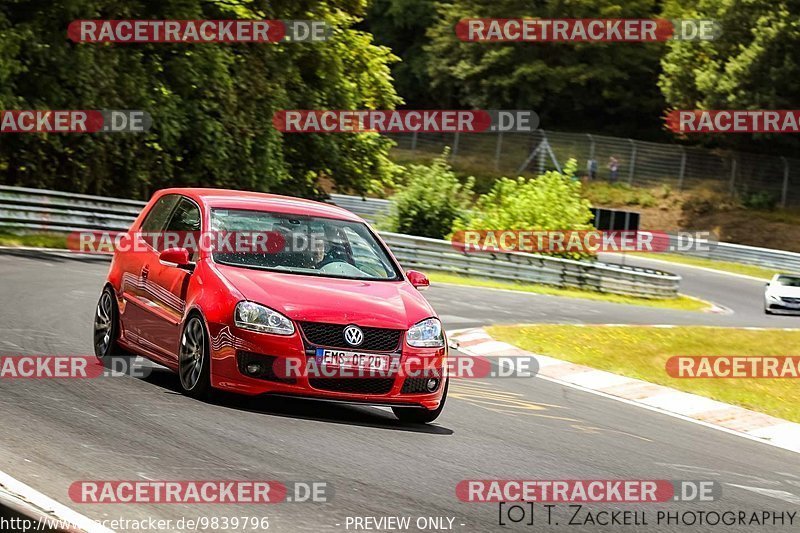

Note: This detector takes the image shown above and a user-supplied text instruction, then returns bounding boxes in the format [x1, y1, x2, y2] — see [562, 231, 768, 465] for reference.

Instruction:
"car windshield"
[775, 275, 800, 287]
[210, 208, 400, 281]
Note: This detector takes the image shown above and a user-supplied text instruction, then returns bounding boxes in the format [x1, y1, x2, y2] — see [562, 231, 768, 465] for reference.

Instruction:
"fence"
[387, 130, 799, 207]
[0, 185, 681, 298]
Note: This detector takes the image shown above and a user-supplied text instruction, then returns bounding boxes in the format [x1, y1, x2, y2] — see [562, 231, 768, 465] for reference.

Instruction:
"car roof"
[155, 188, 364, 222]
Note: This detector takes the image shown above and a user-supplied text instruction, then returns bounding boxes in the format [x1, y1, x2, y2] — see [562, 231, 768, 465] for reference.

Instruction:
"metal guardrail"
[381, 233, 681, 298]
[0, 185, 682, 298]
[665, 236, 800, 273]
[329, 193, 390, 223]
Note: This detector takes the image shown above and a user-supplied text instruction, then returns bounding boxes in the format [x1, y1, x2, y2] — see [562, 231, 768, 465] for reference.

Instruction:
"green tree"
[659, 0, 800, 152]
[383, 151, 475, 239]
[453, 159, 595, 258]
[424, 0, 667, 139]
[0, 0, 400, 198]
[365, 0, 439, 108]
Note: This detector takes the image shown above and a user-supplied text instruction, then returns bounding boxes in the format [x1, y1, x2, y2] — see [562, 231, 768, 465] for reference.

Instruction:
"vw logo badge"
[343, 325, 364, 347]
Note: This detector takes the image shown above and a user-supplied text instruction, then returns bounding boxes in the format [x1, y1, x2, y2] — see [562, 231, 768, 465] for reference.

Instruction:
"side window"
[140, 195, 179, 233]
[163, 197, 202, 258]
[139, 195, 180, 250]
[165, 198, 201, 232]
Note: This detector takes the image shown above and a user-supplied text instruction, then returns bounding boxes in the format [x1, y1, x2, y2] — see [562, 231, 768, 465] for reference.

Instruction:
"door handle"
[141, 265, 150, 281]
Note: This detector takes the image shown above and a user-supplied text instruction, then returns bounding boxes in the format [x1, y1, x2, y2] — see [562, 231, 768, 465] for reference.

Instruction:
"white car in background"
[764, 274, 800, 314]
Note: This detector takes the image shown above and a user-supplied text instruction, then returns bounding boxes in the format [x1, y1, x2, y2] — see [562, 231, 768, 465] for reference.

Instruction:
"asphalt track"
[1, 249, 799, 533]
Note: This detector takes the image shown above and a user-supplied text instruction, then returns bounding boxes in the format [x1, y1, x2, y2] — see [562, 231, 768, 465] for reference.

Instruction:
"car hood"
[768, 285, 800, 298]
[216, 265, 436, 329]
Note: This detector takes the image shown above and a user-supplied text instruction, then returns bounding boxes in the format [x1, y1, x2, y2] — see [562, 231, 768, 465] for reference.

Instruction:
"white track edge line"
[0, 470, 114, 533]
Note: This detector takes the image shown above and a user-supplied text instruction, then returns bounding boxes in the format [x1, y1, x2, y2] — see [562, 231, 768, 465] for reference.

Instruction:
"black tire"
[392, 379, 448, 424]
[93, 286, 127, 361]
[178, 314, 212, 400]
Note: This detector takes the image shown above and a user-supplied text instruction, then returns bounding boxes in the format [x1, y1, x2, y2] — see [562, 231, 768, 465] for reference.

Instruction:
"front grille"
[309, 377, 395, 395]
[401, 377, 440, 394]
[300, 322, 403, 352]
[237, 351, 296, 383]
[780, 297, 800, 304]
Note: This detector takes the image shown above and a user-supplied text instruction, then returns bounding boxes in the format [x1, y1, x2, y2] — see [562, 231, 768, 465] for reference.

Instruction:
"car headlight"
[406, 317, 444, 347]
[234, 301, 295, 335]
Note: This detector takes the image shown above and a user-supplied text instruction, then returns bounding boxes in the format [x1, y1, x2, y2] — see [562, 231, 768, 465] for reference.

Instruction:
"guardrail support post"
[494, 131, 503, 171]
[678, 147, 686, 190]
[451, 131, 460, 160]
[627, 139, 637, 185]
[781, 156, 789, 208]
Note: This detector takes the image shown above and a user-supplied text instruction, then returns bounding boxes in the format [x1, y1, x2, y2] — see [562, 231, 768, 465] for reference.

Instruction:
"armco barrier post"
[781, 157, 789, 208]
[494, 131, 503, 171]
[678, 147, 686, 191]
[627, 138, 637, 185]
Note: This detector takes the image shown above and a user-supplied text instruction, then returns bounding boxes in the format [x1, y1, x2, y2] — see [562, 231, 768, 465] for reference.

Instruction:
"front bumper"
[206, 322, 447, 410]
[766, 303, 800, 314]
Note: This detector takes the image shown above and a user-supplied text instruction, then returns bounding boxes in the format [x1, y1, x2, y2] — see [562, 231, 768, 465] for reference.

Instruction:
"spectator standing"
[608, 156, 619, 182]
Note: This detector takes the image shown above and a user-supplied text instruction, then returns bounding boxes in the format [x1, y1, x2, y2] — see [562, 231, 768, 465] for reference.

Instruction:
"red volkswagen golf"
[93, 188, 448, 423]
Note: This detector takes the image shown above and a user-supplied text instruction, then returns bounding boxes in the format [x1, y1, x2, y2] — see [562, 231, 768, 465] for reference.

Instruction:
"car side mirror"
[407, 270, 430, 291]
[765, 282, 771, 288]
[159, 247, 194, 271]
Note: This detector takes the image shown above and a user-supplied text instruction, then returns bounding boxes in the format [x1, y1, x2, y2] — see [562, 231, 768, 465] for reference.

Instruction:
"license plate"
[315, 348, 392, 372]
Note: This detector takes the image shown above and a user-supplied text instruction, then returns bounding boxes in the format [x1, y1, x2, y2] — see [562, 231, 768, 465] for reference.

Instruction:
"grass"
[428, 272, 712, 311]
[0, 232, 67, 249]
[487, 324, 800, 423]
[631, 252, 783, 280]
[582, 181, 667, 208]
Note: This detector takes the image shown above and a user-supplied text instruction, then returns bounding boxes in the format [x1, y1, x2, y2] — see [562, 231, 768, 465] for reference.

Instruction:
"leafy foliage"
[382, 150, 475, 239]
[423, 0, 666, 138]
[659, 0, 800, 152]
[365, 0, 438, 108]
[453, 159, 595, 258]
[0, 0, 400, 198]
